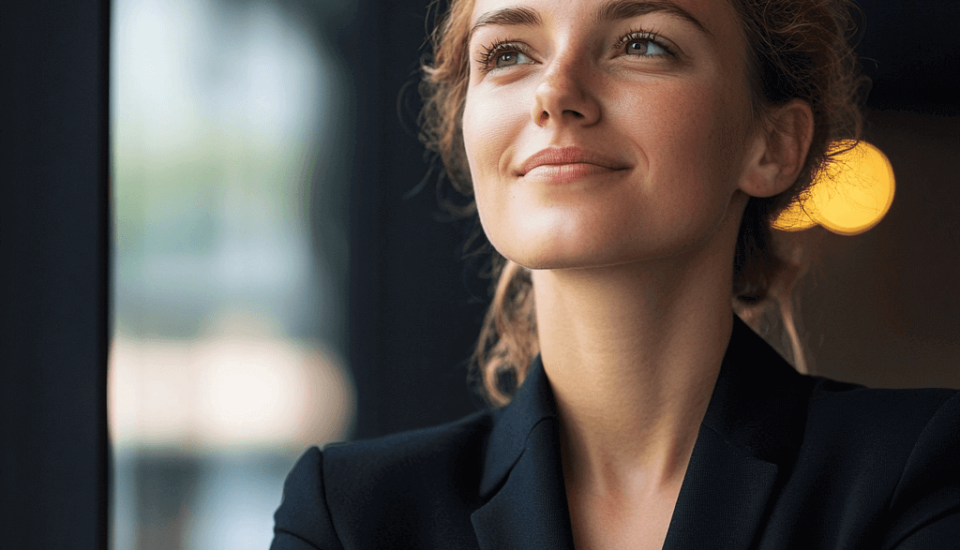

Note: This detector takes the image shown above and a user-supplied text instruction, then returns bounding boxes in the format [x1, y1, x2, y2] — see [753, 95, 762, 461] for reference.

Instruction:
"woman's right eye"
[495, 51, 531, 69]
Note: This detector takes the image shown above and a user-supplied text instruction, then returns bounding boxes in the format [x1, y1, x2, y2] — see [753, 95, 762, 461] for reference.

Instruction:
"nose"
[531, 54, 600, 127]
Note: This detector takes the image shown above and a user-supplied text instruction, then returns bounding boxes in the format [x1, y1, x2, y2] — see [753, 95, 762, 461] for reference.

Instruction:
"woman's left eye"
[496, 51, 533, 69]
[624, 39, 668, 57]
[615, 31, 673, 59]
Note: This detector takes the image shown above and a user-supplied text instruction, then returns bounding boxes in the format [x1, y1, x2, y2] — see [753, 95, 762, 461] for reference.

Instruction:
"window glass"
[110, 0, 355, 547]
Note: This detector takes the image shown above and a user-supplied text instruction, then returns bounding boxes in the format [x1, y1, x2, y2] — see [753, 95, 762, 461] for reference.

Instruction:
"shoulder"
[777, 377, 959, 547]
[799, 376, 959, 470]
[271, 446, 343, 550]
[271, 408, 499, 549]
[320, 408, 499, 510]
[322, 407, 498, 480]
[803, 376, 959, 451]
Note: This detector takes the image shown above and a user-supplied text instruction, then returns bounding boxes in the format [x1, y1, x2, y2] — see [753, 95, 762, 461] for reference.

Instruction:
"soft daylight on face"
[462, 0, 760, 271]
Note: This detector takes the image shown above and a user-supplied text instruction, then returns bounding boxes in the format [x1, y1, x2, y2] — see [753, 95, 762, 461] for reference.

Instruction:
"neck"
[533, 235, 736, 497]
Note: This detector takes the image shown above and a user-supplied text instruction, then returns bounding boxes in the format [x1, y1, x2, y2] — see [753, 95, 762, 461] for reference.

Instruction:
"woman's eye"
[625, 39, 668, 57]
[495, 51, 531, 69]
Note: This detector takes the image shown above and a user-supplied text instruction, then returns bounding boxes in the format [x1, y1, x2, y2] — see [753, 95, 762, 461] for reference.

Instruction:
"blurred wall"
[800, 111, 960, 389]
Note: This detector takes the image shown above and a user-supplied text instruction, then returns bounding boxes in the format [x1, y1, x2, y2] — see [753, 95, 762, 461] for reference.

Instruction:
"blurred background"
[3, 0, 958, 549]
[107, 0, 488, 547]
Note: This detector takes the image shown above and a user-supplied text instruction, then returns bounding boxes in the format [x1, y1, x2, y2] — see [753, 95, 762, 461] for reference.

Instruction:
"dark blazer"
[270, 317, 960, 549]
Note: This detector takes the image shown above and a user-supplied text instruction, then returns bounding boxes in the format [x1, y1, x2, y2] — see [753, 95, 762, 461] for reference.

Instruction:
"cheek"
[462, 85, 530, 238]
[462, 85, 528, 174]
[611, 78, 750, 251]
[462, 112, 498, 188]
[462, 97, 499, 233]
[625, 82, 739, 203]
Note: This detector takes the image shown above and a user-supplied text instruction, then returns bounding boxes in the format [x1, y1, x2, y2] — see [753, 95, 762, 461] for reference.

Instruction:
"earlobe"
[739, 100, 814, 198]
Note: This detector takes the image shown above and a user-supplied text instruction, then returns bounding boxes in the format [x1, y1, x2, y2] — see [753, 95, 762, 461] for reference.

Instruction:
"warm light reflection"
[771, 201, 818, 232]
[109, 334, 355, 453]
[773, 140, 896, 234]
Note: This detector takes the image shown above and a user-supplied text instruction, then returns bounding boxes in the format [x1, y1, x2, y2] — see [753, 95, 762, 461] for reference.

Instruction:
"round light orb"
[772, 140, 895, 235]
[771, 199, 818, 232]
[810, 141, 895, 235]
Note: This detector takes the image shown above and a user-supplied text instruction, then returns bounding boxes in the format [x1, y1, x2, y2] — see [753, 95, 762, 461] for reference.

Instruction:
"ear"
[738, 99, 814, 198]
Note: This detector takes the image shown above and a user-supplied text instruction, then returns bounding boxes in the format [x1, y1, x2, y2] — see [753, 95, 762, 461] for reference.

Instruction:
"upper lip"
[518, 146, 630, 176]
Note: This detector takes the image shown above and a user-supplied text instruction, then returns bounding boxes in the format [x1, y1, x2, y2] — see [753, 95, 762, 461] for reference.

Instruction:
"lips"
[518, 146, 630, 177]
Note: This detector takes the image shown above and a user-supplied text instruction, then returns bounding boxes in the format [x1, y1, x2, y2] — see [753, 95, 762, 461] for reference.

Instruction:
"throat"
[564, 467, 684, 550]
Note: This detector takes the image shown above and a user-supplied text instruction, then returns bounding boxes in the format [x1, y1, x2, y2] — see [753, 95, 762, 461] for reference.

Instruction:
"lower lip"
[523, 163, 624, 184]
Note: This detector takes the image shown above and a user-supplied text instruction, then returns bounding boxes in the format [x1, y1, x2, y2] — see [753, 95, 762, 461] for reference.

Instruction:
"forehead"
[468, 0, 742, 41]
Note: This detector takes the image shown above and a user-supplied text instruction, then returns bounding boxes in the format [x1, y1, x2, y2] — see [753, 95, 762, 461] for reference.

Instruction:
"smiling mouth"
[524, 163, 619, 182]
[518, 147, 630, 180]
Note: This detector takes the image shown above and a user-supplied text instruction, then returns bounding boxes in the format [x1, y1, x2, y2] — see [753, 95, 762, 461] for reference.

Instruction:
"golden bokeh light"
[772, 140, 896, 235]
[771, 201, 818, 232]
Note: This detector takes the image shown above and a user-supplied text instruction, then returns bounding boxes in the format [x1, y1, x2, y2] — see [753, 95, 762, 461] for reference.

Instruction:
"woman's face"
[462, 0, 759, 270]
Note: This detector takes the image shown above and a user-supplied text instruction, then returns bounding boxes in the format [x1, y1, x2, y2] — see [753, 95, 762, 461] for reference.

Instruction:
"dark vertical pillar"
[346, 0, 487, 441]
[344, 0, 387, 440]
[1, 0, 111, 549]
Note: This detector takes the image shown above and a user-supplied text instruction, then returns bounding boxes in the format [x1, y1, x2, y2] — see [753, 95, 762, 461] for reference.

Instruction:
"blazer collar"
[472, 354, 575, 549]
[701, 315, 814, 464]
[662, 316, 815, 549]
[478, 353, 558, 499]
[471, 315, 816, 550]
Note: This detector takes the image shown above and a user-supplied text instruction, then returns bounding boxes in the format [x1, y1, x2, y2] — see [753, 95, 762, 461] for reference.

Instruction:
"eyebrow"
[469, 6, 542, 42]
[469, 0, 711, 43]
[596, 0, 710, 36]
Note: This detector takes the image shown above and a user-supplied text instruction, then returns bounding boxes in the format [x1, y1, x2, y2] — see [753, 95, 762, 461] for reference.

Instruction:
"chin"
[490, 219, 733, 276]
[480, 200, 734, 274]
[493, 234, 639, 272]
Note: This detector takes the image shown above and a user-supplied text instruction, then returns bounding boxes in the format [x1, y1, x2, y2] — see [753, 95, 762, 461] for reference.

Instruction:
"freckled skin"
[462, 0, 757, 271]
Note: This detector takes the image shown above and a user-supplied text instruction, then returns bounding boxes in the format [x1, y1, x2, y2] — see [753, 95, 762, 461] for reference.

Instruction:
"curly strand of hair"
[471, 258, 538, 407]
[419, 0, 474, 199]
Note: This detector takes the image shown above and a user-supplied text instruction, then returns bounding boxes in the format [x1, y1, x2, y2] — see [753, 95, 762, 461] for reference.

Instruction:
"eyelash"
[475, 28, 675, 74]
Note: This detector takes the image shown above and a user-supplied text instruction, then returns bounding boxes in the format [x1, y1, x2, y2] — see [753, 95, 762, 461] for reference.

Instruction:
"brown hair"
[420, 0, 867, 406]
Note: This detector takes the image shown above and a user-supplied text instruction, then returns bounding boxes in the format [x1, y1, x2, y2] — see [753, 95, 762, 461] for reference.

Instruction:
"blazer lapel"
[471, 357, 576, 550]
[663, 317, 815, 549]
[661, 424, 780, 549]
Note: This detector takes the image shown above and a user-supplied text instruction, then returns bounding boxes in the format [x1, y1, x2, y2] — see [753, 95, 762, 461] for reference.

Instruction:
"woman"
[271, 0, 959, 548]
